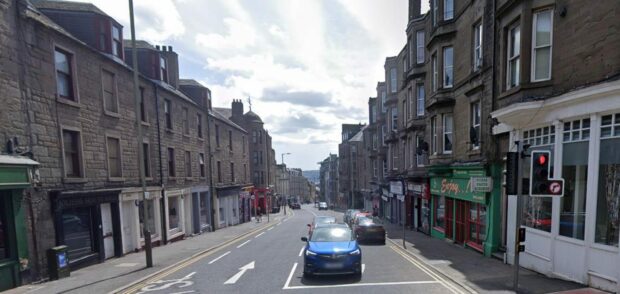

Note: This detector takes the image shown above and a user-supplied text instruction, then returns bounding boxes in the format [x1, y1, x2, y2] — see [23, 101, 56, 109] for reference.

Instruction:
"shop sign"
[390, 181, 403, 195]
[382, 188, 389, 197]
[412, 184, 423, 193]
[431, 177, 486, 204]
[396, 194, 405, 201]
[471, 177, 493, 193]
[381, 195, 388, 201]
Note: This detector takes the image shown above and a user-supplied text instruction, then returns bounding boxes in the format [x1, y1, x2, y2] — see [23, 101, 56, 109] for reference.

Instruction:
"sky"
[73, 0, 429, 170]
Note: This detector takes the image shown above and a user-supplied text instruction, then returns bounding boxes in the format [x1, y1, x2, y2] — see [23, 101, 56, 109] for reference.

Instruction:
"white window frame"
[416, 84, 425, 117]
[408, 87, 413, 120]
[507, 22, 521, 90]
[416, 30, 425, 64]
[432, 54, 438, 92]
[432, 0, 438, 26]
[443, 114, 453, 154]
[381, 90, 387, 112]
[390, 68, 397, 93]
[391, 107, 398, 130]
[443, 47, 454, 88]
[431, 116, 438, 155]
[531, 9, 553, 82]
[444, 0, 454, 20]
[471, 102, 481, 150]
[473, 22, 483, 70]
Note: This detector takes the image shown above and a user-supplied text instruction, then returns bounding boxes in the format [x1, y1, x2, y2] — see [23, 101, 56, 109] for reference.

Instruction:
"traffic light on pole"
[530, 151, 551, 196]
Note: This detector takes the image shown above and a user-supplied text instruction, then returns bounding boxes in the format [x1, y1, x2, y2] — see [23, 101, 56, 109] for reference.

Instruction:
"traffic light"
[504, 152, 518, 195]
[530, 151, 551, 196]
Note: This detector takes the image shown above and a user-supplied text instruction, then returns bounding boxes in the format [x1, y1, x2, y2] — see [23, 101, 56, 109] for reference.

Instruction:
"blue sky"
[74, 0, 428, 170]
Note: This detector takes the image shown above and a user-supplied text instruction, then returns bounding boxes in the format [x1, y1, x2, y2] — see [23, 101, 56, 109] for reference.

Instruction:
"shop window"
[468, 203, 487, 248]
[560, 119, 590, 240]
[595, 113, 620, 246]
[139, 199, 156, 238]
[523, 125, 555, 147]
[168, 196, 180, 231]
[434, 195, 445, 231]
[200, 192, 209, 228]
[62, 207, 95, 261]
[0, 198, 8, 260]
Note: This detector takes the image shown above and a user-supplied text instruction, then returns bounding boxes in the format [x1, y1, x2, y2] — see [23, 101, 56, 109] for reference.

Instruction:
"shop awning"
[0, 155, 39, 189]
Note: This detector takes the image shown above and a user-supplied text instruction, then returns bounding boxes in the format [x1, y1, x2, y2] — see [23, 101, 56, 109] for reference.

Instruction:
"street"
[121, 205, 467, 294]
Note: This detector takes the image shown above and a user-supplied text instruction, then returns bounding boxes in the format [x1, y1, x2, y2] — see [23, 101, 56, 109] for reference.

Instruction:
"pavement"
[4, 206, 611, 294]
[4, 212, 287, 294]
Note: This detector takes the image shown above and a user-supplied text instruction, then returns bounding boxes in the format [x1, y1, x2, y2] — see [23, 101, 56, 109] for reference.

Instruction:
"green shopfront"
[429, 165, 502, 256]
[0, 155, 38, 291]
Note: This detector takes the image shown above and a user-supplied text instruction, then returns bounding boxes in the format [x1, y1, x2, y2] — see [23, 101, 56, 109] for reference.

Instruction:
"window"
[139, 199, 156, 238]
[434, 195, 445, 229]
[523, 125, 556, 147]
[468, 204, 487, 247]
[443, 47, 454, 88]
[230, 162, 235, 182]
[106, 137, 122, 178]
[408, 137, 413, 168]
[217, 161, 222, 183]
[197, 114, 203, 138]
[199, 153, 205, 177]
[167, 148, 175, 177]
[102, 69, 118, 113]
[507, 23, 521, 89]
[431, 116, 438, 155]
[402, 100, 407, 127]
[372, 106, 377, 123]
[215, 125, 220, 147]
[259, 130, 263, 144]
[417, 84, 425, 116]
[416, 31, 425, 64]
[252, 130, 257, 143]
[391, 107, 398, 130]
[373, 160, 377, 177]
[532, 10, 553, 82]
[416, 135, 425, 166]
[182, 108, 189, 135]
[432, 54, 438, 92]
[403, 57, 408, 73]
[112, 25, 122, 58]
[392, 145, 399, 170]
[143, 143, 151, 178]
[259, 151, 264, 164]
[253, 151, 258, 164]
[473, 22, 483, 70]
[596, 113, 620, 246]
[99, 21, 107, 51]
[443, 114, 453, 153]
[254, 171, 259, 184]
[168, 196, 179, 230]
[471, 102, 481, 149]
[62, 129, 82, 177]
[381, 91, 387, 112]
[560, 119, 589, 240]
[54, 48, 75, 100]
[372, 133, 378, 150]
[139, 87, 147, 122]
[390, 68, 397, 93]
[160, 56, 168, 83]
[444, 0, 453, 20]
[164, 100, 172, 129]
[432, 0, 438, 26]
[409, 38, 414, 68]
[407, 88, 413, 120]
[185, 151, 192, 177]
[228, 130, 233, 151]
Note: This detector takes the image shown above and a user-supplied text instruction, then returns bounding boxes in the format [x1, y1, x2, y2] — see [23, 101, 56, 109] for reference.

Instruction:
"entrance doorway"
[455, 200, 468, 244]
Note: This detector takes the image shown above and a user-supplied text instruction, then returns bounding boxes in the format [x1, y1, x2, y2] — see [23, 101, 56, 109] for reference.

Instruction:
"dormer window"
[99, 21, 107, 51]
[160, 56, 168, 82]
[112, 25, 122, 58]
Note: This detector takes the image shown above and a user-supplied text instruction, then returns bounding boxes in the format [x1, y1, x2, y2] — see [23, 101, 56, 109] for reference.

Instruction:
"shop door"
[62, 206, 98, 264]
[455, 200, 468, 244]
[0, 192, 18, 291]
[100, 203, 114, 259]
[445, 198, 454, 240]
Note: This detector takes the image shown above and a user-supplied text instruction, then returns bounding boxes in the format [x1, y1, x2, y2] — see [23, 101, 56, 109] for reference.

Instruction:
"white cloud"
[195, 18, 256, 50]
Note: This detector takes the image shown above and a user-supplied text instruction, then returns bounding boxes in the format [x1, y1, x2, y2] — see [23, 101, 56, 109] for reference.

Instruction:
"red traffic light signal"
[537, 154, 547, 165]
[530, 151, 551, 196]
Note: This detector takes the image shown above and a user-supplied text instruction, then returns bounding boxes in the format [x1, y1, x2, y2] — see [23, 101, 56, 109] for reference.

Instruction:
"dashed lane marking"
[255, 232, 265, 238]
[298, 246, 305, 257]
[207, 251, 230, 265]
[236, 240, 251, 248]
[268, 227, 274, 231]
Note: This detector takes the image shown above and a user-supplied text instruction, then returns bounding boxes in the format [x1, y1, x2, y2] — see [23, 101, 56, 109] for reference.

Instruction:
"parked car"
[301, 224, 362, 278]
[343, 209, 360, 226]
[308, 216, 337, 236]
[271, 206, 281, 213]
[318, 202, 328, 210]
[290, 203, 301, 209]
[353, 216, 386, 244]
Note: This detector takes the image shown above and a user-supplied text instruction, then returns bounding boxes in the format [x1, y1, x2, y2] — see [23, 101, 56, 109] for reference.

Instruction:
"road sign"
[471, 177, 493, 193]
[547, 179, 564, 196]
[390, 181, 403, 195]
[250, 195, 255, 200]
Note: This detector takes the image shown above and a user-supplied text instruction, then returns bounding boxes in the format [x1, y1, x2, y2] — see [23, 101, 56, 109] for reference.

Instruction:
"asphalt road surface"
[123, 205, 467, 294]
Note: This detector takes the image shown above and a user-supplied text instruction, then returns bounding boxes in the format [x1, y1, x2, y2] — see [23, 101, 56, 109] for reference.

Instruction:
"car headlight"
[305, 249, 317, 256]
[349, 249, 361, 255]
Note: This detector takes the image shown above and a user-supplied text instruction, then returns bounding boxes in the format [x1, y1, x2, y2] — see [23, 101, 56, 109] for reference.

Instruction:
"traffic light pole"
[513, 140, 524, 291]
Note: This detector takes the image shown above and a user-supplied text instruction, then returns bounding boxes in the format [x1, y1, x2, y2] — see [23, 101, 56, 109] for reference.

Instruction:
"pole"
[402, 180, 406, 249]
[129, 0, 152, 268]
[513, 140, 524, 291]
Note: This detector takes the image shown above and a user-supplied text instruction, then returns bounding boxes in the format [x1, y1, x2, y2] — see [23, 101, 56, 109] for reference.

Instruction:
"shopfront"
[216, 187, 240, 228]
[51, 189, 122, 269]
[411, 183, 431, 235]
[164, 188, 190, 242]
[119, 187, 163, 254]
[429, 166, 501, 256]
[190, 186, 211, 234]
[0, 156, 38, 291]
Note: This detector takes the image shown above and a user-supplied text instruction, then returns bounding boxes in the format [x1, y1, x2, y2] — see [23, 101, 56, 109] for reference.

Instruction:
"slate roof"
[30, 0, 110, 17]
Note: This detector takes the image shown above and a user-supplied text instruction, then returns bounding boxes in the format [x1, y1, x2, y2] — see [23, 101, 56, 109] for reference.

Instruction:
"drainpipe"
[153, 83, 167, 244]
[205, 108, 216, 232]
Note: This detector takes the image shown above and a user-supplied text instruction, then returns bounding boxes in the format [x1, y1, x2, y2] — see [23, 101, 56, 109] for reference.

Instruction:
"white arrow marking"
[224, 261, 255, 284]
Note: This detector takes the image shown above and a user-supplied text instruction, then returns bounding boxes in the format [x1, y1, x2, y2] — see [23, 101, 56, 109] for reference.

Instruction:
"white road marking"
[268, 227, 274, 231]
[298, 246, 305, 257]
[306, 208, 318, 217]
[208, 251, 230, 264]
[236, 240, 251, 248]
[224, 261, 255, 285]
[284, 280, 441, 290]
[277, 222, 282, 226]
[362, 263, 366, 273]
[168, 291, 195, 294]
[255, 232, 265, 238]
[283, 262, 298, 289]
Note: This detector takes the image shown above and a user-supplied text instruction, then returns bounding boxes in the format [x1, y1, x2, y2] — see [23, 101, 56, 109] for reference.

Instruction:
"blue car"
[301, 224, 362, 278]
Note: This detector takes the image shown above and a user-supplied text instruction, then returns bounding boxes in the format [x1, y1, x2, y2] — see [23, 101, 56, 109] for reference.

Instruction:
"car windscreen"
[315, 217, 336, 224]
[310, 227, 352, 242]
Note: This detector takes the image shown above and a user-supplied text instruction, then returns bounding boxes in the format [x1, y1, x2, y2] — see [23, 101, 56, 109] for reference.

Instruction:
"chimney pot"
[168, 46, 173, 51]
[155, 45, 160, 50]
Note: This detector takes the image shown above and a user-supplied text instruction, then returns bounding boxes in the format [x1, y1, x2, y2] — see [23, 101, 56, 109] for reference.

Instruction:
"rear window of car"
[316, 217, 336, 224]
[357, 217, 374, 225]
[310, 227, 352, 242]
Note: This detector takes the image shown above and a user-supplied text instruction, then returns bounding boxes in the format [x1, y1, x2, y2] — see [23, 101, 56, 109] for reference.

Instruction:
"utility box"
[47, 245, 70, 280]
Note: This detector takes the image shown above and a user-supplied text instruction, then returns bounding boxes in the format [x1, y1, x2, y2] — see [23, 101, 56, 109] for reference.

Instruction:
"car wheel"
[381, 238, 386, 245]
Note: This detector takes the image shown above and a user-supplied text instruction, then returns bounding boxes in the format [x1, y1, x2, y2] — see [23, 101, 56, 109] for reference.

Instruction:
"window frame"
[473, 21, 483, 70]
[160, 56, 168, 83]
[531, 9, 554, 82]
[507, 22, 521, 90]
[185, 150, 192, 178]
[101, 68, 119, 115]
[230, 162, 235, 182]
[471, 102, 481, 150]
[416, 83, 425, 117]
[199, 153, 206, 178]
[111, 24, 123, 58]
[431, 116, 438, 155]
[164, 99, 172, 130]
[407, 87, 413, 120]
[197, 113, 203, 138]
[167, 147, 176, 178]
[139, 87, 148, 123]
[444, 0, 454, 20]
[432, 0, 438, 26]
[215, 124, 220, 147]
[416, 30, 425, 64]
[228, 130, 233, 151]
[53, 46, 79, 103]
[182, 107, 189, 135]
[443, 113, 453, 154]
[432, 53, 438, 92]
[390, 67, 397, 93]
[105, 134, 123, 180]
[443, 46, 454, 88]
[60, 127, 84, 179]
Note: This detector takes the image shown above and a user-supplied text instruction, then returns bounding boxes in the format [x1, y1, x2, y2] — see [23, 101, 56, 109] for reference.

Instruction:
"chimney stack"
[409, 0, 421, 20]
[232, 99, 244, 117]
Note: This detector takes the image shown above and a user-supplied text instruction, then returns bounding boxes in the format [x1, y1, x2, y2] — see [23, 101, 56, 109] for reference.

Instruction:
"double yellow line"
[115, 220, 280, 294]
